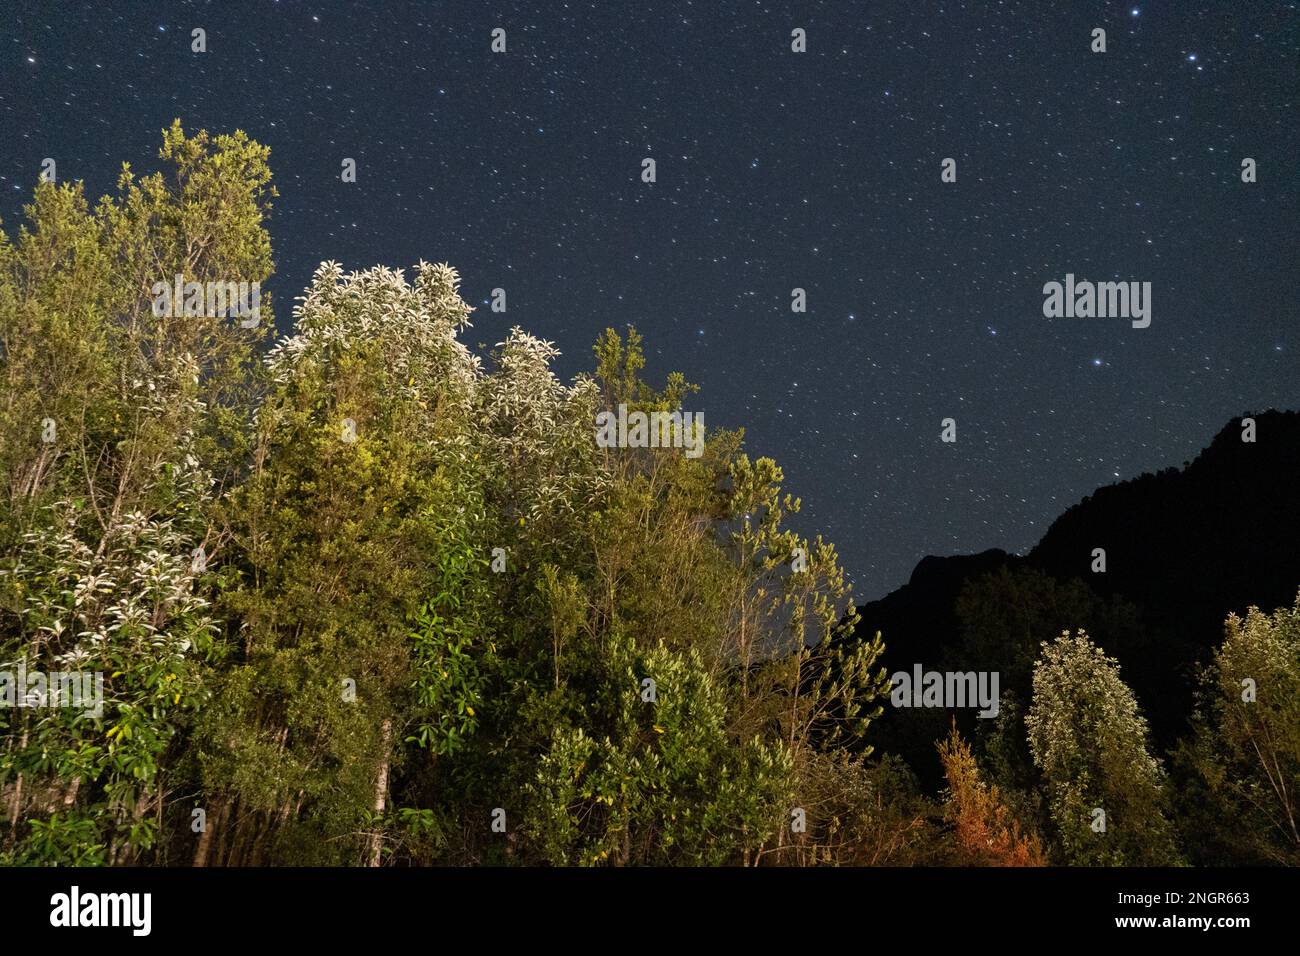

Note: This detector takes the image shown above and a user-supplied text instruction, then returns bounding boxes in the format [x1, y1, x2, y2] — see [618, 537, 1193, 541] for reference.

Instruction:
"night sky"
[3, 1, 1297, 600]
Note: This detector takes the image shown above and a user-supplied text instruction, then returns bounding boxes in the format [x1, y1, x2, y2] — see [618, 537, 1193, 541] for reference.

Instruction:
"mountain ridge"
[848, 409, 1300, 783]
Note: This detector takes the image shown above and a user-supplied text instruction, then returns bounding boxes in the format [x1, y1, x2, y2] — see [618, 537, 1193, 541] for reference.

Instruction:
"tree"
[2, 130, 901, 868]
[1025, 630, 1179, 865]
[937, 725, 1044, 866]
[0, 122, 273, 865]
[194, 261, 485, 865]
[1174, 594, 1300, 864]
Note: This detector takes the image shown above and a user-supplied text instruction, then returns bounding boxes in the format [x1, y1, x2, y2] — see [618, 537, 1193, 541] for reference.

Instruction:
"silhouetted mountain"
[850, 410, 1300, 787]
[1029, 410, 1300, 645]
[856, 548, 1021, 677]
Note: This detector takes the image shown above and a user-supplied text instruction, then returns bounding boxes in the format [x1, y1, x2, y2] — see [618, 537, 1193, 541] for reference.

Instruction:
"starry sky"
[3, 1, 1297, 600]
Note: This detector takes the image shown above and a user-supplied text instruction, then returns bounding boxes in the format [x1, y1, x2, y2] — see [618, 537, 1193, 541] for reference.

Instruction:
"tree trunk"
[8, 730, 29, 830]
[365, 718, 393, 867]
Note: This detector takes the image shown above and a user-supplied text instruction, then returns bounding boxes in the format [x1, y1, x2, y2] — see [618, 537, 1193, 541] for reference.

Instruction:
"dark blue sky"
[3, 0, 1297, 599]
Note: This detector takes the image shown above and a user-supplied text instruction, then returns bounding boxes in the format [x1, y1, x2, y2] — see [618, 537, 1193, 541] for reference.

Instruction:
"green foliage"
[0, 122, 270, 864]
[1174, 594, 1300, 864]
[408, 526, 490, 756]
[6, 811, 108, 866]
[772, 750, 944, 866]
[522, 633, 791, 865]
[1026, 630, 1180, 865]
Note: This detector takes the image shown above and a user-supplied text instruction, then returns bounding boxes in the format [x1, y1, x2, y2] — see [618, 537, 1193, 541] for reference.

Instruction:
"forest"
[1, 125, 1296, 867]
